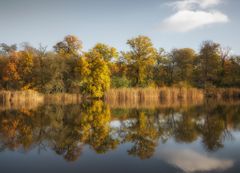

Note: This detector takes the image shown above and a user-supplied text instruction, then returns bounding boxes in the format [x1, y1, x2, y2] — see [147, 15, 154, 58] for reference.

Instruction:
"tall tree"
[18, 50, 34, 89]
[79, 50, 110, 98]
[171, 48, 196, 85]
[54, 35, 83, 92]
[54, 35, 82, 58]
[2, 51, 21, 89]
[195, 41, 221, 88]
[91, 43, 118, 62]
[122, 36, 157, 87]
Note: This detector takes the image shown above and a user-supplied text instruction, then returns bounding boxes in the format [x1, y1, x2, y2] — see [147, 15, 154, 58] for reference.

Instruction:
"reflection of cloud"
[156, 148, 234, 172]
[110, 120, 121, 128]
[110, 119, 137, 128]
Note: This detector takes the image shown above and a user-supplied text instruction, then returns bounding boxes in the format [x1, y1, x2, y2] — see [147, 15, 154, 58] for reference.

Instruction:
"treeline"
[0, 35, 240, 98]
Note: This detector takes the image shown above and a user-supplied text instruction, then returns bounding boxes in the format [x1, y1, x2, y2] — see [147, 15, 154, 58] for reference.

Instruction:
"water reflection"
[0, 100, 240, 172]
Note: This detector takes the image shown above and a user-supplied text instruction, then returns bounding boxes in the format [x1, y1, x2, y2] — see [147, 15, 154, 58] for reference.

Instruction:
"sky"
[0, 0, 239, 54]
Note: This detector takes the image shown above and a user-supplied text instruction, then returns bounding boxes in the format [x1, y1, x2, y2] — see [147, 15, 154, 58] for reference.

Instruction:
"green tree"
[153, 48, 172, 86]
[195, 41, 221, 88]
[171, 48, 196, 85]
[122, 36, 157, 87]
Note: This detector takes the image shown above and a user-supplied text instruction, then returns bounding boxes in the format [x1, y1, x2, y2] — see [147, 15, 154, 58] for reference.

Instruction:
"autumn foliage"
[0, 35, 240, 98]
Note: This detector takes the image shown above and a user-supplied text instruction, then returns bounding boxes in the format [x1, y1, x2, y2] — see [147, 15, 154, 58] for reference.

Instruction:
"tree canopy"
[0, 35, 239, 97]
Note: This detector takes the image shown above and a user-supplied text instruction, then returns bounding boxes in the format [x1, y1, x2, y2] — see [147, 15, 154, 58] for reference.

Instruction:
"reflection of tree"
[123, 111, 161, 159]
[197, 103, 229, 152]
[0, 110, 35, 150]
[0, 101, 119, 162]
[0, 102, 240, 160]
[79, 100, 119, 154]
[174, 113, 198, 143]
[199, 115, 225, 151]
[50, 100, 119, 161]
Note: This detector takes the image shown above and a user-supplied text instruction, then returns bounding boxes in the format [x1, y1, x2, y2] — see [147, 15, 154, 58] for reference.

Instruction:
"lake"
[0, 100, 240, 173]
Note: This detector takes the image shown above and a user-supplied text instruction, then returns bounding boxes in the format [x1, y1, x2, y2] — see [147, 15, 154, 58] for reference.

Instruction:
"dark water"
[0, 101, 240, 173]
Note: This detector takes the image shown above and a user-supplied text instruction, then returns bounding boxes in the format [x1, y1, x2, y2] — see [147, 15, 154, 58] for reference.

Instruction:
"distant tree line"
[0, 35, 240, 98]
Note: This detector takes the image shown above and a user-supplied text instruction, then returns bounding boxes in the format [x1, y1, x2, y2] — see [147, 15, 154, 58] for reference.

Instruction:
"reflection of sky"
[154, 133, 240, 173]
[108, 119, 240, 172]
[155, 144, 234, 172]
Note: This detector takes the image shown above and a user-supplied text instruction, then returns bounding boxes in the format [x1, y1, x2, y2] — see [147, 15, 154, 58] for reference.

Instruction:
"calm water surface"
[0, 101, 240, 173]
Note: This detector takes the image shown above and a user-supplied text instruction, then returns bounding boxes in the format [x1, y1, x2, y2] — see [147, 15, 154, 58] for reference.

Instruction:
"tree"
[0, 55, 8, 89]
[122, 36, 157, 87]
[54, 35, 83, 92]
[0, 43, 17, 56]
[73, 56, 90, 93]
[222, 56, 240, 87]
[171, 48, 196, 85]
[195, 41, 221, 88]
[54, 35, 82, 58]
[79, 50, 110, 98]
[18, 50, 34, 89]
[91, 43, 118, 62]
[219, 47, 231, 86]
[2, 51, 21, 89]
[153, 48, 172, 86]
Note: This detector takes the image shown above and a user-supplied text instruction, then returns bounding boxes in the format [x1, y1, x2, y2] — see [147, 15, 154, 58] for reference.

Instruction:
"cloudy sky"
[0, 0, 239, 53]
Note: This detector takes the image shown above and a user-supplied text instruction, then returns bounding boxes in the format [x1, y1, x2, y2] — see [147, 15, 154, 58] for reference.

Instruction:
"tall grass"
[0, 87, 239, 110]
[0, 90, 81, 110]
[105, 87, 204, 108]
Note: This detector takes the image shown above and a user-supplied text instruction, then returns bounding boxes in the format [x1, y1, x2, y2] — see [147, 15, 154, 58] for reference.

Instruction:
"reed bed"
[0, 91, 81, 110]
[0, 87, 239, 110]
[105, 87, 204, 109]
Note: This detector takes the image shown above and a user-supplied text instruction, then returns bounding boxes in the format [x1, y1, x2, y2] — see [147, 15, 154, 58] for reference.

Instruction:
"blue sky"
[0, 0, 239, 54]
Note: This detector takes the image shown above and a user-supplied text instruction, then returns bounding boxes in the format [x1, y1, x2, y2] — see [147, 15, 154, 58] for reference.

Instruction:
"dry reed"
[0, 87, 239, 110]
[105, 87, 204, 109]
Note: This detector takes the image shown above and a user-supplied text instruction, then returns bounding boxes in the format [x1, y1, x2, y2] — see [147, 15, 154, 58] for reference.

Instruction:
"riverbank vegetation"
[0, 35, 240, 98]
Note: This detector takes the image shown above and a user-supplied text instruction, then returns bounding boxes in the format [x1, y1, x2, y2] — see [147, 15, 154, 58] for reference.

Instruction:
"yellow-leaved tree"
[86, 50, 110, 98]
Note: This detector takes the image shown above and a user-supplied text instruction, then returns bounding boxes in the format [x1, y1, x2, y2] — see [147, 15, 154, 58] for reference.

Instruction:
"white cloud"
[161, 10, 228, 32]
[156, 148, 234, 172]
[161, 0, 229, 32]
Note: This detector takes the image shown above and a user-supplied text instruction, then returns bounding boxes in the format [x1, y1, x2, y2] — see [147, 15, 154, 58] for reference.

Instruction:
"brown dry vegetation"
[104, 87, 204, 109]
[0, 90, 81, 110]
[0, 87, 240, 110]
